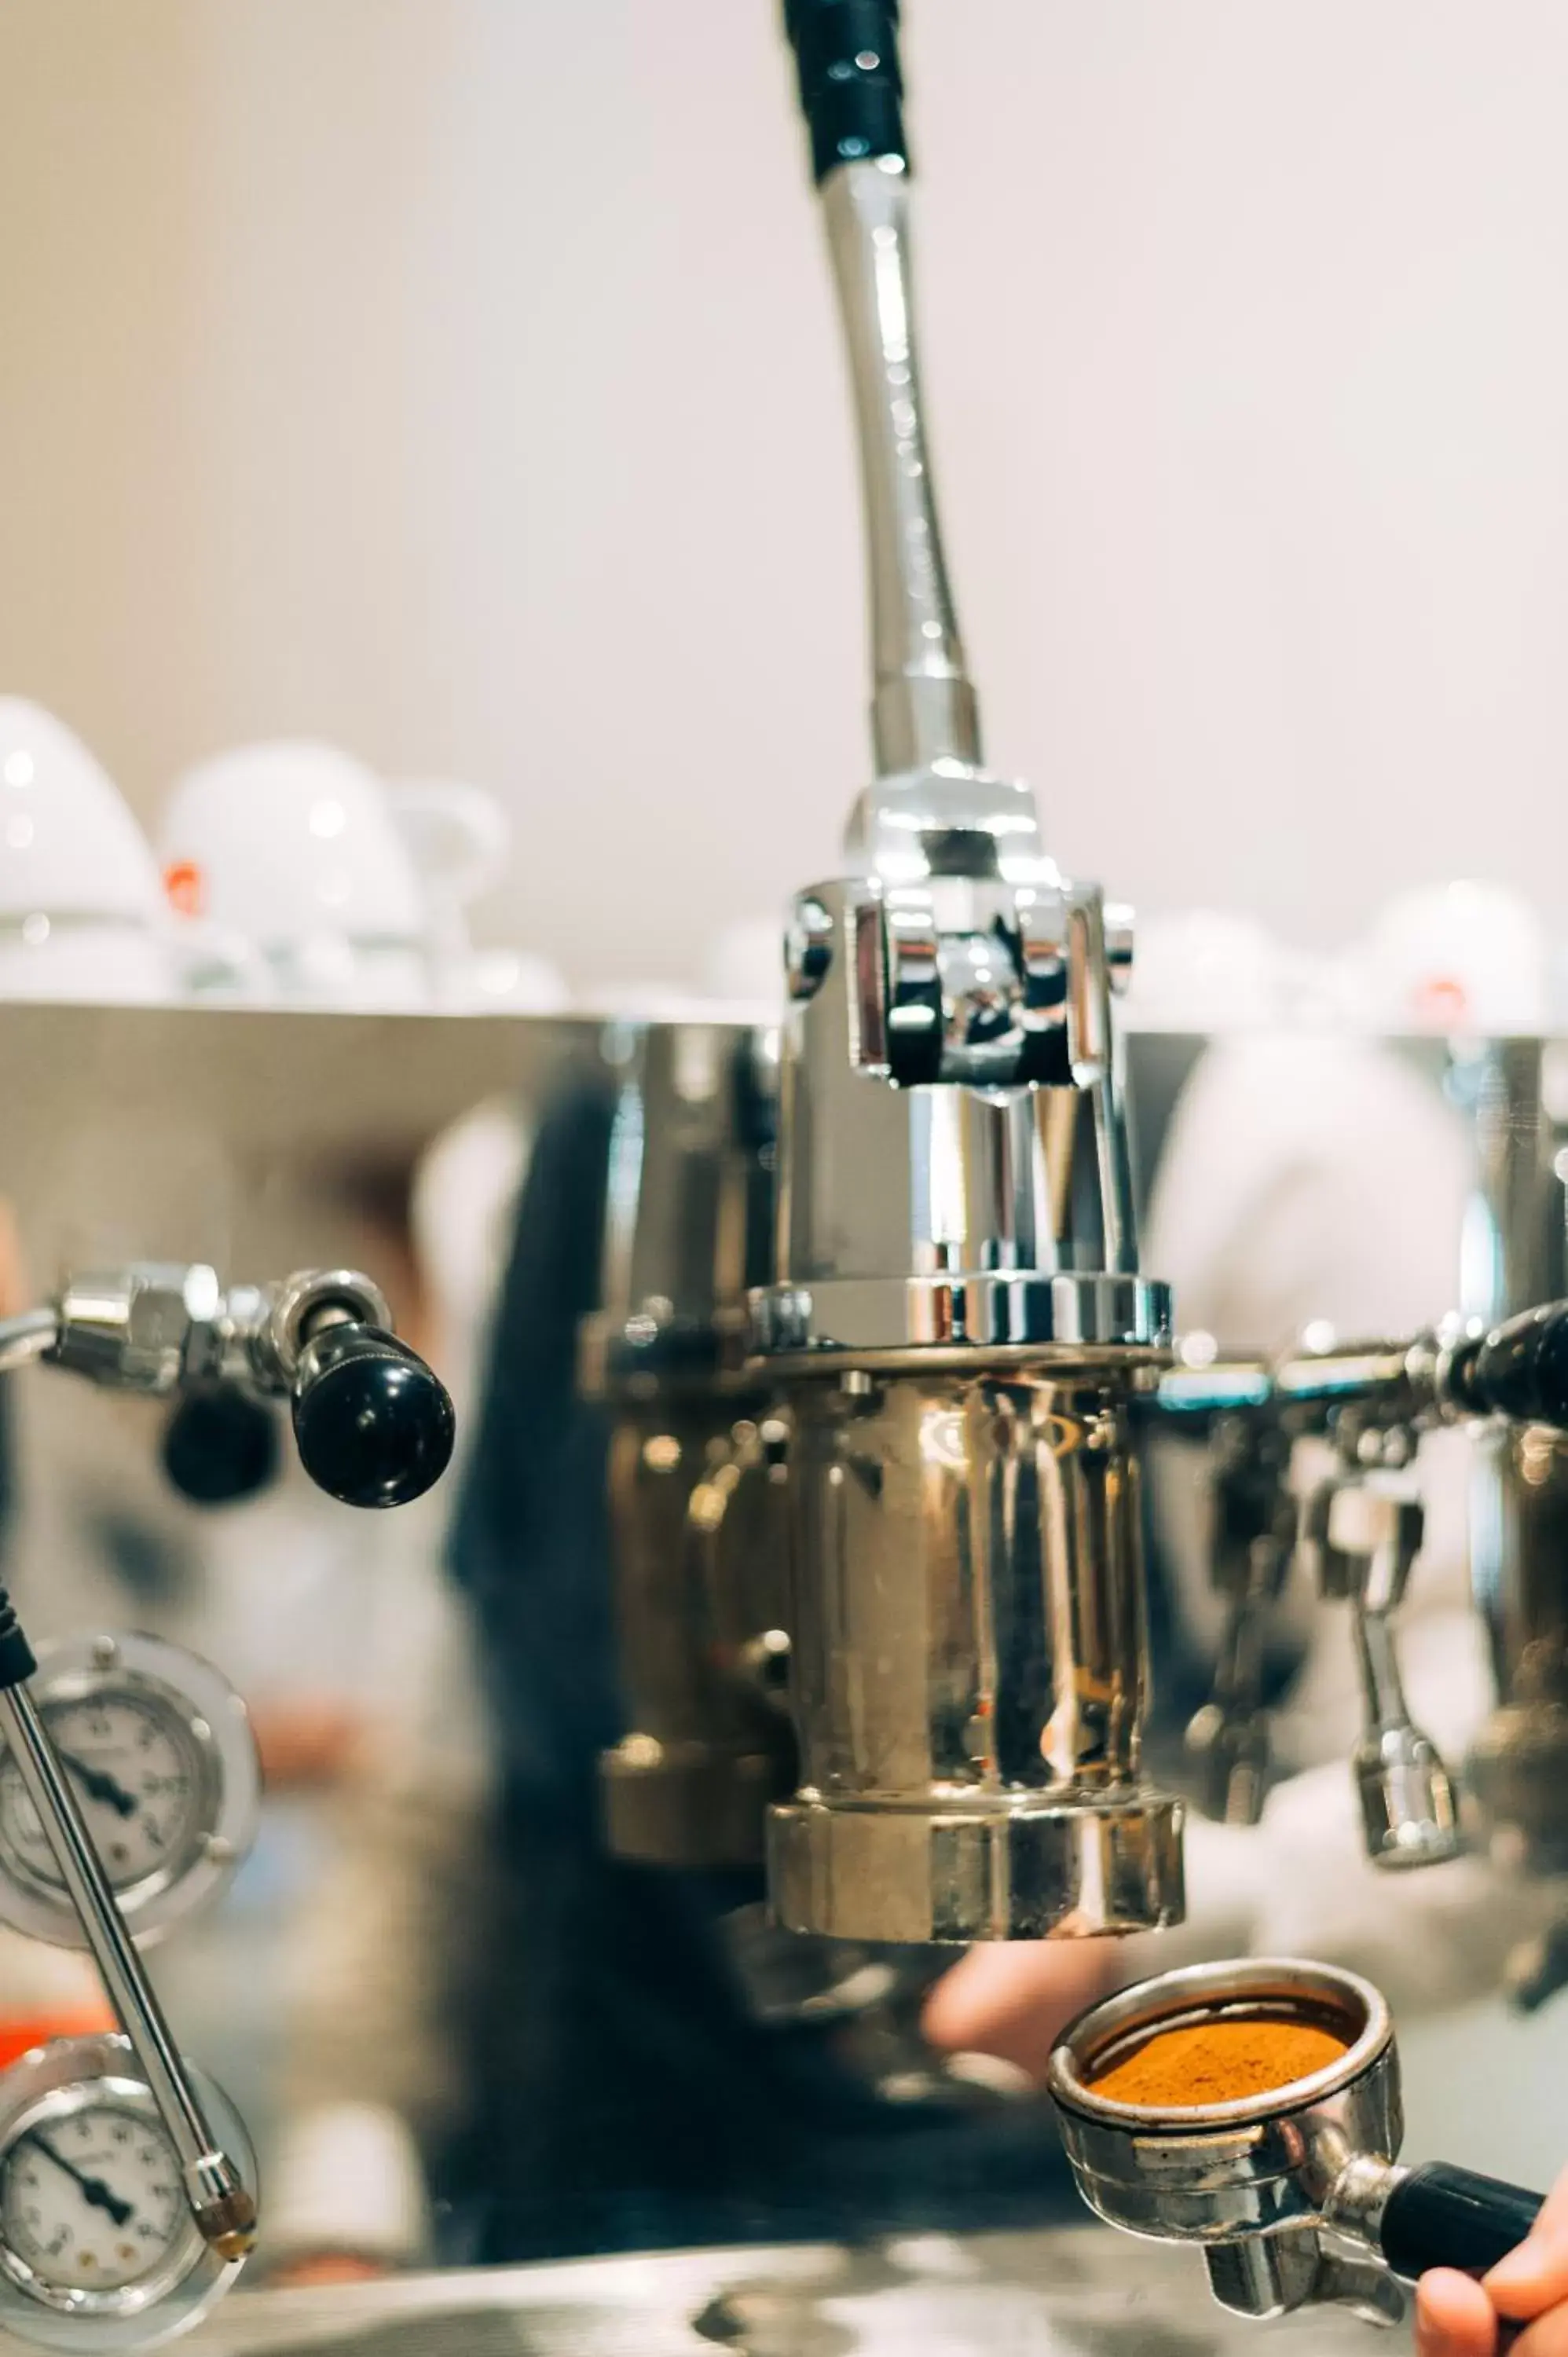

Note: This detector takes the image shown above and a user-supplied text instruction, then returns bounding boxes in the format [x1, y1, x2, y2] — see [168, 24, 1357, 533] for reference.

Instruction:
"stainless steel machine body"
[1160, 1244, 1568, 1904]
[1156, 1035, 1568, 1967]
[588, 1021, 796, 1868]
[1453, 1040, 1568, 1883]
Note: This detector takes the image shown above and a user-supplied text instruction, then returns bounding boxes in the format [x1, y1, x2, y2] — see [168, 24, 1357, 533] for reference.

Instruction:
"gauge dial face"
[0, 1636, 260, 1949]
[0, 1692, 205, 1900]
[0, 2106, 189, 2296]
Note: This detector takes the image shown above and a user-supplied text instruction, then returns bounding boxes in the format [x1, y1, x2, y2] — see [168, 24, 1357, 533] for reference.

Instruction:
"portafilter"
[1046, 1956, 1544, 2330]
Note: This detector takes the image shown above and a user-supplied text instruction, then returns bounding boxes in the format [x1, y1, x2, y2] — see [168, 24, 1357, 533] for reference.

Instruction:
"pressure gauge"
[0, 1638, 259, 1949]
[0, 2035, 254, 2352]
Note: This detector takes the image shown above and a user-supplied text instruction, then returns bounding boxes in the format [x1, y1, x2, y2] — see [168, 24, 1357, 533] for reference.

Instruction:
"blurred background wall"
[2, 0, 1568, 991]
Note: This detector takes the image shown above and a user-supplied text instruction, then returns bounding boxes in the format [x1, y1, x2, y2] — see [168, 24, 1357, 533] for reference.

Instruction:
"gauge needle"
[24, 2135, 134, 2228]
[54, 1750, 137, 1820]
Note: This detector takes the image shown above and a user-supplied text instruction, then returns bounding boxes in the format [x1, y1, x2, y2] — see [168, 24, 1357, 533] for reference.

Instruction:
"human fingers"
[1414, 2269, 1497, 2357]
[1489, 2166, 1568, 2322]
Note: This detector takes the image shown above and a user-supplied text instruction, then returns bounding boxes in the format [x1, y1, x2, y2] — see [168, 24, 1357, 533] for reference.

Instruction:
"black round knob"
[1457, 1302, 1568, 1431]
[162, 1387, 281, 1507]
[291, 1324, 456, 1508]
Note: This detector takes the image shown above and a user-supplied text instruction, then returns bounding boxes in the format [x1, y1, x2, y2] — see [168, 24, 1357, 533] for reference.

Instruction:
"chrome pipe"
[0, 1307, 57, 1373]
[822, 159, 980, 779]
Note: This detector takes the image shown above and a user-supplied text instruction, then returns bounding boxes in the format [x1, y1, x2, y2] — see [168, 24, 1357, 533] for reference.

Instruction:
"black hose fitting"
[783, 1, 907, 183]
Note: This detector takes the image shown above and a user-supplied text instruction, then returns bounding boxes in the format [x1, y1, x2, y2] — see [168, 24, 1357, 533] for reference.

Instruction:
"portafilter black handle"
[1448, 1301, 1568, 1430]
[291, 1322, 456, 1508]
[1379, 2161, 1543, 2285]
[783, 0, 906, 184]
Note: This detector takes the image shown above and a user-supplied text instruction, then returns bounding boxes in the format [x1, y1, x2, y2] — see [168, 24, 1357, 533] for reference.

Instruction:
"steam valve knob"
[1449, 1302, 1568, 1429]
[291, 1322, 456, 1508]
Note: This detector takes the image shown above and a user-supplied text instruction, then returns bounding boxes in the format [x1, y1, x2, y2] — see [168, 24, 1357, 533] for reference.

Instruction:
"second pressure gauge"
[0, 1637, 259, 1949]
[0, 2034, 254, 2352]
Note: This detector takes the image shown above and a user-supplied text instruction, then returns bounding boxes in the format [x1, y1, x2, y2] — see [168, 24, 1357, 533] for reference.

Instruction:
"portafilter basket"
[1046, 1957, 1544, 2327]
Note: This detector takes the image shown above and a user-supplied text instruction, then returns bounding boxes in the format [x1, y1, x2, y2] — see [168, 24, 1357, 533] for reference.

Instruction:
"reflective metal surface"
[821, 159, 980, 783]
[758, 867, 1177, 1938]
[584, 1024, 778, 1391]
[3, 995, 1566, 2297]
[1456, 1041, 1568, 1877]
[757, 126, 1177, 1943]
[178, 2230, 1378, 2357]
[598, 1398, 793, 1868]
[588, 1023, 794, 1868]
[768, 1359, 1183, 1942]
[0, 1003, 603, 1281]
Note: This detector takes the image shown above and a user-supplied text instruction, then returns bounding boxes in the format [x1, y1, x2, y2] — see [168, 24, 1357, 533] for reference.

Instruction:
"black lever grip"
[783, 0, 906, 183]
[1379, 2161, 1544, 2283]
[291, 1323, 456, 1509]
[1449, 1302, 1568, 1430]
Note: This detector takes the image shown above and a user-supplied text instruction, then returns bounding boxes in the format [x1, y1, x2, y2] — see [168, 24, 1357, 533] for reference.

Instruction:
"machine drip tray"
[152, 2228, 1380, 2357]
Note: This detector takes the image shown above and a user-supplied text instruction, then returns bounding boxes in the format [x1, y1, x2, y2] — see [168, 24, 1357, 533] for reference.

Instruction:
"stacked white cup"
[159, 742, 565, 1014]
[159, 742, 430, 1011]
[0, 700, 261, 1004]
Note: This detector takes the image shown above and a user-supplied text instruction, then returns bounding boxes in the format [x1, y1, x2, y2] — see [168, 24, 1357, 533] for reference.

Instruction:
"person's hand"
[1417, 2165, 1568, 2355]
[921, 1938, 1130, 2085]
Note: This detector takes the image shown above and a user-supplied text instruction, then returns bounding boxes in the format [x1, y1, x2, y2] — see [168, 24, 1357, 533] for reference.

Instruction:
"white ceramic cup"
[0, 698, 163, 921]
[387, 779, 518, 1009]
[0, 700, 262, 1004]
[1342, 881, 1551, 1036]
[387, 780, 511, 918]
[386, 776, 575, 1013]
[1119, 909, 1293, 1034]
[0, 915, 170, 1004]
[159, 742, 431, 1010]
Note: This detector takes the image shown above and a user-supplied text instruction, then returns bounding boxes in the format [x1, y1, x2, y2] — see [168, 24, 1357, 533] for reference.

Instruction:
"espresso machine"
[569, 2, 1568, 2333]
[590, 0, 1568, 1978]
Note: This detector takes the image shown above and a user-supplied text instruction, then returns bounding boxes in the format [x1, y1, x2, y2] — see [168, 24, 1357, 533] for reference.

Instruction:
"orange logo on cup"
[164, 860, 206, 918]
[1413, 976, 1468, 1023]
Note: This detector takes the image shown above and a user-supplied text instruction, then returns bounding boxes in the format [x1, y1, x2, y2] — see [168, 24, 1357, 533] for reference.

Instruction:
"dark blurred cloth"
[442, 1073, 1078, 2264]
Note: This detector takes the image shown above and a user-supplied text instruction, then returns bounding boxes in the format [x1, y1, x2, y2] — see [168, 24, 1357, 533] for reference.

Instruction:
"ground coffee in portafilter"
[1087, 2015, 1350, 2108]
